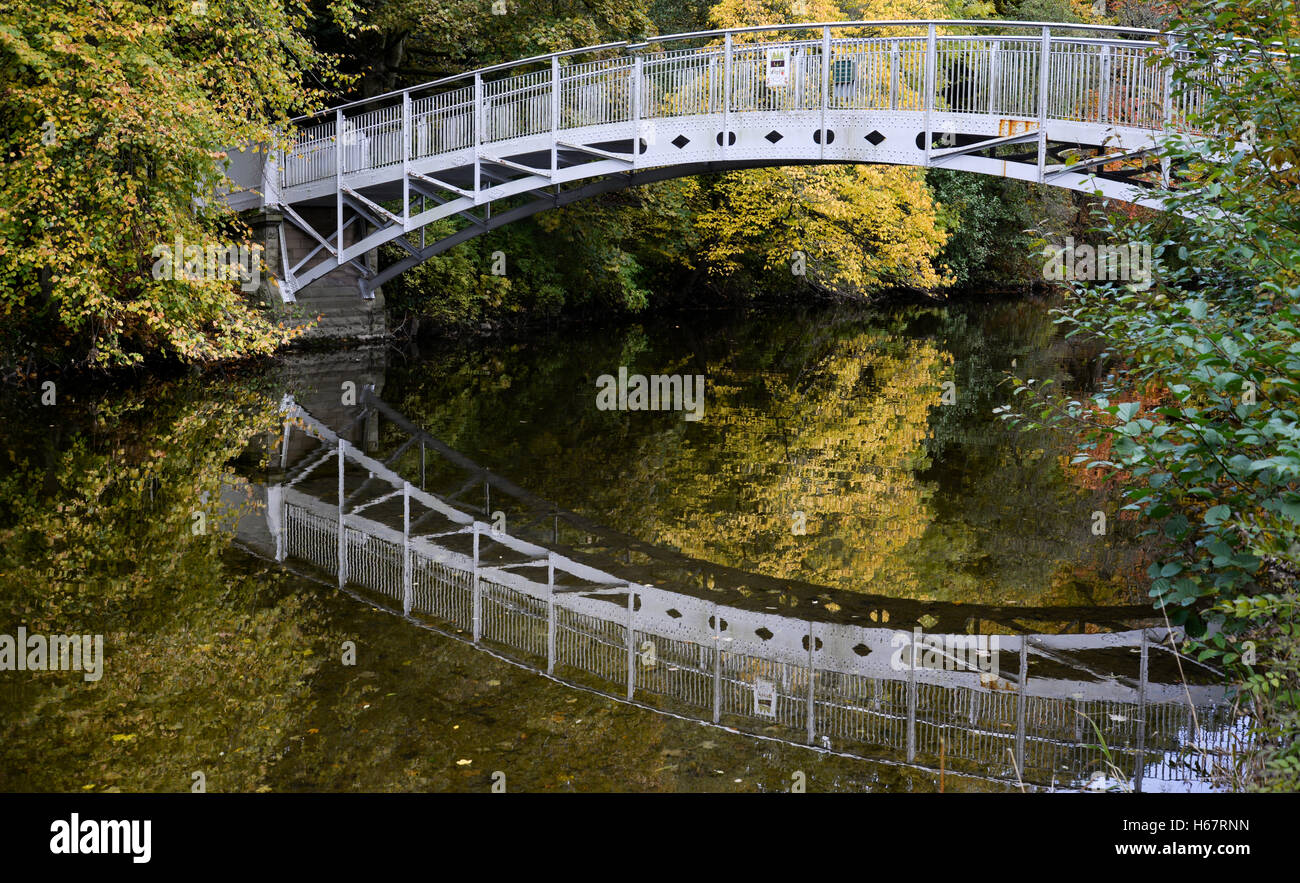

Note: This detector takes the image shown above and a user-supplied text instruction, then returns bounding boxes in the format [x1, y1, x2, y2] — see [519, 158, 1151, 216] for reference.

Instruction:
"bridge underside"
[264, 110, 1176, 302]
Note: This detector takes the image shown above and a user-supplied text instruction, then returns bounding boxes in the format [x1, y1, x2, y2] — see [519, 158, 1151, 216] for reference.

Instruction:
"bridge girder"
[276, 118, 1179, 298]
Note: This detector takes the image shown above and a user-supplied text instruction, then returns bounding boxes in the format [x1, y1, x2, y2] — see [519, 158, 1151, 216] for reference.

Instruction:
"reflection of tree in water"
[389, 303, 1147, 609]
[642, 320, 949, 594]
[568, 305, 1138, 607]
[0, 381, 339, 791]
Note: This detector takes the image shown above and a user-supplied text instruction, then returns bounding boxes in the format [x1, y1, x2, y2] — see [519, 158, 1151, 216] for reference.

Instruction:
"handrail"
[288, 19, 1170, 124]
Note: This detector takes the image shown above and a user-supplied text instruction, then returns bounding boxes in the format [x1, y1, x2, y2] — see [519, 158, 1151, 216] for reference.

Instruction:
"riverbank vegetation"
[1004, 0, 1300, 789]
[0, 0, 362, 372]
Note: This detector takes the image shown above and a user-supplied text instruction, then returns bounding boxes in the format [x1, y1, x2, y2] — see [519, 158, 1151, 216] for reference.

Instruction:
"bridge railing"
[278, 20, 1213, 191]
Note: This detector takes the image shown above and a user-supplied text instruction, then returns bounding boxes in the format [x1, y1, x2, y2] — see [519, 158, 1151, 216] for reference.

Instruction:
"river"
[0, 298, 1247, 792]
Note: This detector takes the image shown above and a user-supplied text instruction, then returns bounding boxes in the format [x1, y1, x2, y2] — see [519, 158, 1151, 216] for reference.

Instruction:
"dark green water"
[0, 300, 1238, 792]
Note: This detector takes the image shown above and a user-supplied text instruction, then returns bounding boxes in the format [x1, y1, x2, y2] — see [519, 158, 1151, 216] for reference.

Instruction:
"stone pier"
[246, 208, 387, 342]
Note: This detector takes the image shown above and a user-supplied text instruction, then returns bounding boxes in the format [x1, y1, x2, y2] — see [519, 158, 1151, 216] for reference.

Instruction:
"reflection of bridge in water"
[237, 389, 1246, 791]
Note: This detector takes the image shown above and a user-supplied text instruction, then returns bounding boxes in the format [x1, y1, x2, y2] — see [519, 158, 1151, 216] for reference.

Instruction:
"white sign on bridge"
[766, 47, 790, 89]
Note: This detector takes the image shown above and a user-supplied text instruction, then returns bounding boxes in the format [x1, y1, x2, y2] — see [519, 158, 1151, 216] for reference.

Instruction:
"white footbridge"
[223, 20, 1220, 301]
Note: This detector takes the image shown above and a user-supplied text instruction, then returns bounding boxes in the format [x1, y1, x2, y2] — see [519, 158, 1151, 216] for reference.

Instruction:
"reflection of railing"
[269, 395, 1244, 790]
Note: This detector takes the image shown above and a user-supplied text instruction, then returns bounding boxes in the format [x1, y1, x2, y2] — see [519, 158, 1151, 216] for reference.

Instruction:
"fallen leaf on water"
[456, 759, 473, 766]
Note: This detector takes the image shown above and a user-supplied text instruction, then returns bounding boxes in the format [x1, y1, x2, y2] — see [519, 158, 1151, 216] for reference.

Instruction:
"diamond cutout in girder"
[765, 130, 784, 143]
[865, 130, 886, 146]
[672, 134, 690, 149]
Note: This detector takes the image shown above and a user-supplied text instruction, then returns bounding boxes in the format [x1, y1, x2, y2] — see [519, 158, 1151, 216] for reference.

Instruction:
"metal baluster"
[1096, 44, 1108, 124]
[1016, 638, 1029, 777]
[889, 39, 899, 110]
[1037, 27, 1051, 183]
[806, 622, 816, 745]
[906, 629, 917, 762]
[402, 480, 412, 615]
[401, 93, 411, 226]
[626, 585, 636, 700]
[334, 109, 344, 258]
[547, 553, 556, 674]
[1161, 35, 1175, 185]
[712, 605, 722, 724]
[473, 71, 483, 202]
[924, 24, 936, 165]
[722, 33, 732, 158]
[1134, 629, 1148, 792]
[988, 39, 1000, 115]
[820, 26, 831, 155]
[551, 56, 560, 175]
[337, 438, 347, 588]
[631, 54, 642, 169]
[472, 520, 481, 642]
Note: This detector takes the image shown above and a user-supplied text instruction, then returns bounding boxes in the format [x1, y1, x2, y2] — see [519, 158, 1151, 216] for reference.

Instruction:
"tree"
[926, 169, 1040, 289]
[694, 0, 953, 297]
[0, 0, 358, 371]
[695, 165, 950, 294]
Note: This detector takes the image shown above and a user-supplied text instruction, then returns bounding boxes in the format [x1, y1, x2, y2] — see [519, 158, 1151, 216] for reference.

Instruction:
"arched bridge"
[224, 20, 1215, 303]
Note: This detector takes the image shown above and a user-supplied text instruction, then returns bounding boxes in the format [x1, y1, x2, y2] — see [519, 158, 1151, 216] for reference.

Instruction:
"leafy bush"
[1000, 0, 1300, 788]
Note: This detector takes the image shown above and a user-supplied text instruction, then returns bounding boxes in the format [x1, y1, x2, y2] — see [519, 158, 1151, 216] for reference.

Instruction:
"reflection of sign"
[766, 48, 790, 88]
[754, 678, 777, 717]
